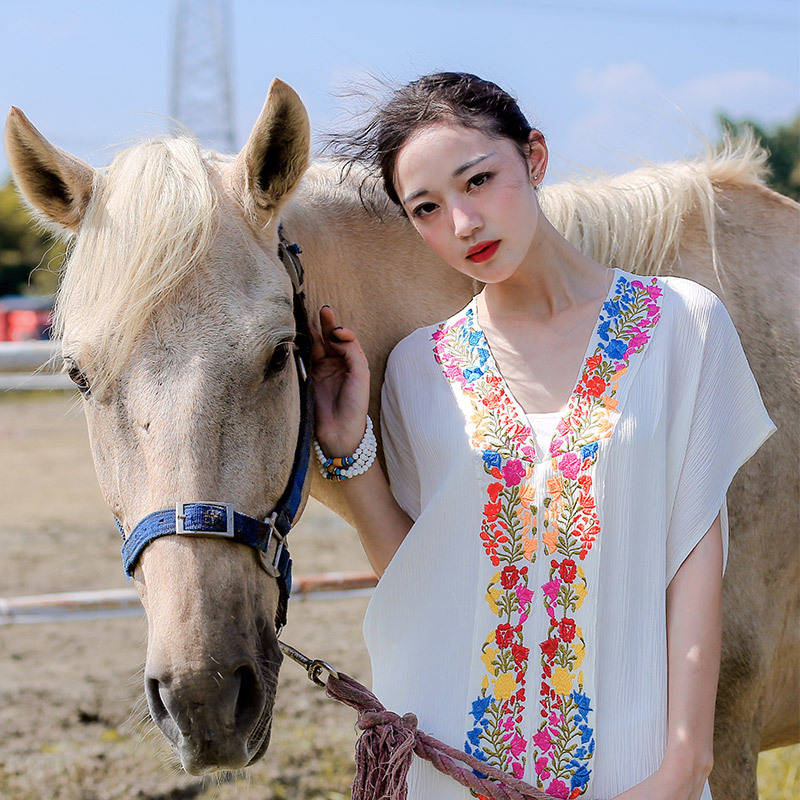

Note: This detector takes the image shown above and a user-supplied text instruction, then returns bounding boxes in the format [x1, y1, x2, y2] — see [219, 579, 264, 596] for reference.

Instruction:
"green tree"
[719, 113, 800, 200]
[0, 177, 66, 296]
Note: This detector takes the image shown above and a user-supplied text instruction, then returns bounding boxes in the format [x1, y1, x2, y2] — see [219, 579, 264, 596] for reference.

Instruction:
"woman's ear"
[527, 129, 548, 187]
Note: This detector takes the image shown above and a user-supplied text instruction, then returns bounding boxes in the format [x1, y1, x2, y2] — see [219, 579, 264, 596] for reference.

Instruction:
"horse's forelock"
[53, 136, 220, 388]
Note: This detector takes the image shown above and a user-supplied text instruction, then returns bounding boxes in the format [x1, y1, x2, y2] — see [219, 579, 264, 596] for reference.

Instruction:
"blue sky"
[1, 0, 797, 181]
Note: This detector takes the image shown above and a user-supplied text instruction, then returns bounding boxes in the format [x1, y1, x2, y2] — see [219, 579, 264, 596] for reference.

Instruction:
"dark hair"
[325, 72, 536, 208]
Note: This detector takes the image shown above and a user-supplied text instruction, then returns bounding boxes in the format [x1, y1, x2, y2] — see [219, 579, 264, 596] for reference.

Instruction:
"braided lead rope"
[325, 671, 559, 800]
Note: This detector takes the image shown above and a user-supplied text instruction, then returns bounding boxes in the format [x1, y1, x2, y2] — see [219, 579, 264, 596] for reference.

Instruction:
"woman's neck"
[480, 215, 609, 323]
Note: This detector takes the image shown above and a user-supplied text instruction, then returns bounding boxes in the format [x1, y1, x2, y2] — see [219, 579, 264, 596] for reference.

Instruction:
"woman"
[309, 72, 775, 800]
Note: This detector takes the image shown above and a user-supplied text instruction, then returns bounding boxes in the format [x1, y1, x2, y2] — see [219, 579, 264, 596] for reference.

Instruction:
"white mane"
[53, 136, 219, 386]
[540, 132, 768, 278]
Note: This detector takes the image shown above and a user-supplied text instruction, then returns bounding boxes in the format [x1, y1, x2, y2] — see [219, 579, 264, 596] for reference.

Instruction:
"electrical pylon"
[170, 0, 236, 152]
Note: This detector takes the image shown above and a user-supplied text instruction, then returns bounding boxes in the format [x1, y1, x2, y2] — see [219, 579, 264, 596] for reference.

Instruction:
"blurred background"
[0, 1, 797, 798]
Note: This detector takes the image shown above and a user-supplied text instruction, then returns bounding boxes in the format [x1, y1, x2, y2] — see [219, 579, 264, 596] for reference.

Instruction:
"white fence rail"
[0, 340, 59, 372]
[0, 341, 70, 390]
[0, 572, 378, 626]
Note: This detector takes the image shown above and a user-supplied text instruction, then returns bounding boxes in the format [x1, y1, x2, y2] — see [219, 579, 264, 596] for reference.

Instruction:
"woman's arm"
[611, 513, 723, 800]
[310, 305, 413, 575]
[328, 457, 414, 576]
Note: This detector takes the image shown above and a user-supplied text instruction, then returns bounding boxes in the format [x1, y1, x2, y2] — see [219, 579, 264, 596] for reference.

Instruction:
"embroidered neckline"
[469, 269, 621, 453]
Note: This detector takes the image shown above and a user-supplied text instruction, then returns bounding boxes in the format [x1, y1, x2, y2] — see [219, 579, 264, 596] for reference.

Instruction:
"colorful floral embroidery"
[432, 274, 663, 799]
[433, 309, 538, 781]
[532, 275, 662, 798]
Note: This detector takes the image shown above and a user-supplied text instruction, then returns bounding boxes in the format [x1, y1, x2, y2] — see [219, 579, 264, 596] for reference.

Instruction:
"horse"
[5, 79, 798, 799]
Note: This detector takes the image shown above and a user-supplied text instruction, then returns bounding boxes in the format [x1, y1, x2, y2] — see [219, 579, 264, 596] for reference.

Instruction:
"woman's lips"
[466, 240, 500, 263]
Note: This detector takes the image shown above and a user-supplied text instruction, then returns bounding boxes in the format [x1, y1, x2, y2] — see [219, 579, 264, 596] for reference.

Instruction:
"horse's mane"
[539, 132, 768, 278]
[53, 136, 219, 388]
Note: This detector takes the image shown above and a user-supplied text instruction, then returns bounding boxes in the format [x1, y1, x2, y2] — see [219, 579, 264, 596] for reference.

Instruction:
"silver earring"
[533, 171, 543, 181]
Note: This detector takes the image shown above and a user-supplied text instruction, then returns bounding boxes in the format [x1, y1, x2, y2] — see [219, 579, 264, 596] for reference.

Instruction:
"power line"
[400, 0, 800, 33]
[524, 1, 799, 30]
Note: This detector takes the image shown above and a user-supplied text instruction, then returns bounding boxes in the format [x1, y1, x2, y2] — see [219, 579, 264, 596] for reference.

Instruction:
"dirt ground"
[0, 391, 797, 800]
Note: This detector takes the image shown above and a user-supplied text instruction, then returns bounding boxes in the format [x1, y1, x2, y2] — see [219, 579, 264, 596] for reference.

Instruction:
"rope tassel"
[325, 672, 560, 800]
[354, 708, 418, 799]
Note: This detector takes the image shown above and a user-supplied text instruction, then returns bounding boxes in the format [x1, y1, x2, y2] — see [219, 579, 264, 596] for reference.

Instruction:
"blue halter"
[117, 226, 313, 633]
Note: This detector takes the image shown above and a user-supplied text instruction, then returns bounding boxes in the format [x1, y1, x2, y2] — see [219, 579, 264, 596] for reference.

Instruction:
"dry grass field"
[0, 391, 797, 799]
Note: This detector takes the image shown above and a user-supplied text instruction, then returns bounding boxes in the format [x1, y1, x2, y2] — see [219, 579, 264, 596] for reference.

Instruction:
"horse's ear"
[233, 78, 310, 222]
[4, 107, 95, 232]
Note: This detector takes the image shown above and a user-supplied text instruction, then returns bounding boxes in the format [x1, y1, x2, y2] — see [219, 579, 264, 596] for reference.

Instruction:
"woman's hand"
[309, 305, 413, 574]
[310, 305, 371, 456]
[608, 752, 709, 800]
[610, 516, 722, 800]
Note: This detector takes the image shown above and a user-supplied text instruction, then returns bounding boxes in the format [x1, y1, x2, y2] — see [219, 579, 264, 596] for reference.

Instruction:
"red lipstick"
[466, 240, 500, 263]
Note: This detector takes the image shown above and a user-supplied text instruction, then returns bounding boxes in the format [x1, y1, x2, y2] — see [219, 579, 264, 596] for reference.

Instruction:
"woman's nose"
[452, 203, 481, 238]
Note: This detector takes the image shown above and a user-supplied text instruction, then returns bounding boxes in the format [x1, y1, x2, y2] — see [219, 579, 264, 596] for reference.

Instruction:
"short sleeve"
[380, 349, 422, 521]
[666, 292, 776, 585]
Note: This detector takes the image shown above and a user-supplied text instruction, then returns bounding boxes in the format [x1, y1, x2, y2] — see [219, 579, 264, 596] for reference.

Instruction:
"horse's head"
[5, 79, 312, 774]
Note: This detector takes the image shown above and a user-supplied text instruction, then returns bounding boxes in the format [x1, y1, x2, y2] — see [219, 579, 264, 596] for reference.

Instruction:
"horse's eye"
[66, 362, 91, 393]
[265, 342, 293, 378]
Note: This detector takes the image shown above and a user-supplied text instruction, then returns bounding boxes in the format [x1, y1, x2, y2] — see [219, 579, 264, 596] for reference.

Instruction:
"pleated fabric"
[365, 272, 775, 800]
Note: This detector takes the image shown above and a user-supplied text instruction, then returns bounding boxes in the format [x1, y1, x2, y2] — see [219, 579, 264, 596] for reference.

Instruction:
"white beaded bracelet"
[313, 416, 377, 481]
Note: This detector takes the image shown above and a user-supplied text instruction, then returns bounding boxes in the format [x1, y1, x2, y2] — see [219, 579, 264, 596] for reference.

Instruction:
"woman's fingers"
[316, 305, 361, 358]
[318, 305, 343, 358]
[310, 305, 371, 453]
[309, 310, 328, 364]
[319, 305, 336, 338]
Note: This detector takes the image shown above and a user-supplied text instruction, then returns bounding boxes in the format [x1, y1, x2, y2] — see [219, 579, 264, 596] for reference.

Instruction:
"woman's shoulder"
[386, 321, 440, 371]
[383, 319, 449, 391]
[385, 300, 473, 373]
[611, 268, 724, 317]
[658, 272, 722, 305]
[640, 271, 730, 333]
[639, 272, 743, 367]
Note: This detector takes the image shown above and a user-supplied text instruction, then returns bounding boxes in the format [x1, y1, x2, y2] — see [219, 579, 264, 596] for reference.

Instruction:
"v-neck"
[468, 268, 621, 457]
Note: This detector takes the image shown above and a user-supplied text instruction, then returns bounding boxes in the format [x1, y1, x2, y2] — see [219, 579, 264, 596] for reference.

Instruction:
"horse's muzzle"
[145, 646, 280, 774]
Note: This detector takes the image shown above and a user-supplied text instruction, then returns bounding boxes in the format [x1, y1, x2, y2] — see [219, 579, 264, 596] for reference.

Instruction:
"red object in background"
[0, 296, 53, 341]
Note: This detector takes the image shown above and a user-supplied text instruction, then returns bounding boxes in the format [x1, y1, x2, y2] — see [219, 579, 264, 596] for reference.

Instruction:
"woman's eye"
[65, 362, 90, 394]
[468, 172, 491, 189]
[412, 202, 438, 219]
[265, 342, 293, 377]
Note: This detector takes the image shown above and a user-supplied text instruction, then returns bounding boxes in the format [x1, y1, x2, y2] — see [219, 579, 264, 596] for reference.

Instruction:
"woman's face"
[394, 122, 546, 284]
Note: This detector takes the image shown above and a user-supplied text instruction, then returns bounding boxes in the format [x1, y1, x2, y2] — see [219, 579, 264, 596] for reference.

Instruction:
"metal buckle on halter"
[260, 511, 285, 577]
[175, 502, 235, 537]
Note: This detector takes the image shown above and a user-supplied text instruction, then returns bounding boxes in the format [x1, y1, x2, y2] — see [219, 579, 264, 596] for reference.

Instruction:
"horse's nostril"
[233, 664, 262, 736]
[145, 676, 182, 743]
[145, 676, 165, 720]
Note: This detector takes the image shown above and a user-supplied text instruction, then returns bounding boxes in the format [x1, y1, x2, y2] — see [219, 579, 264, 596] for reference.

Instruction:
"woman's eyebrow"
[453, 153, 494, 177]
[402, 153, 496, 205]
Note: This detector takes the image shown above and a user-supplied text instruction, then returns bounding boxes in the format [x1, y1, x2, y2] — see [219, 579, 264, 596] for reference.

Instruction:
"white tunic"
[364, 270, 775, 800]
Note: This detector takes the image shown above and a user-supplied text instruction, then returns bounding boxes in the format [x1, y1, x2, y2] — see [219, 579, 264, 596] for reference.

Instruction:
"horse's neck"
[280, 165, 475, 520]
[283, 165, 474, 380]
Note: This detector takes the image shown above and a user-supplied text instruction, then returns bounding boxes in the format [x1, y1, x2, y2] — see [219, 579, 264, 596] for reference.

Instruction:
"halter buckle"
[260, 511, 286, 577]
[175, 502, 235, 537]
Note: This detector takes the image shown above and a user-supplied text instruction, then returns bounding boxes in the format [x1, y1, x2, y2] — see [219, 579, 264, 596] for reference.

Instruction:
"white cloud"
[555, 62, 797, 176]
[675, 69, 796, 121]
[575, 62, 660, 99]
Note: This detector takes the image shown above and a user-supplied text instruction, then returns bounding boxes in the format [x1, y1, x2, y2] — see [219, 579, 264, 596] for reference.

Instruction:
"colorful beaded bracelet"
[313, 415, 377, 481]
